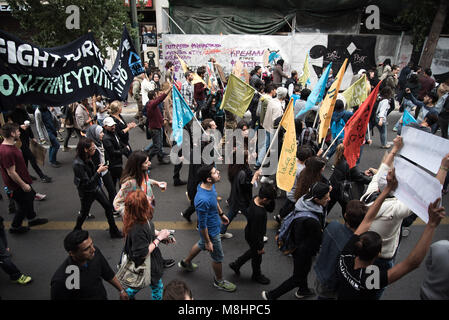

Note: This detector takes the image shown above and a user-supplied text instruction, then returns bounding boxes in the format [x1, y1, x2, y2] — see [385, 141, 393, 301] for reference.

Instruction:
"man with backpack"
[262, 182, 331, 300]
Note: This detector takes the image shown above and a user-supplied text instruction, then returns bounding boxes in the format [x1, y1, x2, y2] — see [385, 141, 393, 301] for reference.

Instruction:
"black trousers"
[64, 127, 82, 148]
[233, 244, 262, 277]
[327, 185, 347, 216]
[11, 188, 37, 228]
[75, 188, 118, 231]
[21, 145, 45, 178]
[101, 171, 116, 207]
[268, 249, 313, 299]
[173, 148, 183, 182]
[0, 218, 21, 280]
[279, 198, 295, 219]
[183, 200, 195, 219]
[109, 167, 123, 189]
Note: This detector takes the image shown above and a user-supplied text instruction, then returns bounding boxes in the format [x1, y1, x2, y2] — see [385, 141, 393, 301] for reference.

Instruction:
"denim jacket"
[313, 221, 353, 291]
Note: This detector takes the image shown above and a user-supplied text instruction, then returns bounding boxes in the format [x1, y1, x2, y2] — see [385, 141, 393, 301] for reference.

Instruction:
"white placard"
[393, 156, 442, 224]
[400, 126, 449, 174]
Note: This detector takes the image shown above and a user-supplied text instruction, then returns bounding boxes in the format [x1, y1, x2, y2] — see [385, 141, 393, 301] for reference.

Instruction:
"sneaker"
[28, 218, 48, 227]
[13, 274, 33, 285]
[263, 236, 268, 243]
[180, 212, 191, 223]
[252, 274, 270, 285]
[295, 288, 315, 299]
[109, 229, 123, 239]
[163, 259, 176, 268]
[261, 291, 271, 300]
[50, 162, 61, 168]
[34, 193, 46, 201]
[220, 232, 233, 239]
[381, 144, 391, 149]
[178, 260, 198, 272]
[173, 179, 187, 186]
[41, 175, 52, 183]
[392, 127, 398, 132]
[57, 136, 64, 142]
[9, 226, 30, 234]
[229, 262, 240, 276]
[63, 147, 71, 152]
[213, 278, 236, 292]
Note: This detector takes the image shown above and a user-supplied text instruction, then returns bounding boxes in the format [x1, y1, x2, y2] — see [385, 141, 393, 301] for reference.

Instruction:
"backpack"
[369, 97, 381, 133]
[331, 117, 345, 140]
[275, 210, 319, 255]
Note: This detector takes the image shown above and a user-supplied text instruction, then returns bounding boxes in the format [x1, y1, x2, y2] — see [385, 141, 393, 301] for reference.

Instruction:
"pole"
[130, 0, 141, 56]
[162, 7, 186, 34]
[313, 108, 320, 128]
[259, 126, 281, 169]
[367, 123, 371, 141]
[322, 126, 345, 158]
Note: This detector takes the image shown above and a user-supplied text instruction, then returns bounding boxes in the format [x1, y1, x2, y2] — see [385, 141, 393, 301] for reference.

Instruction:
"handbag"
[116, 221, 152, 289]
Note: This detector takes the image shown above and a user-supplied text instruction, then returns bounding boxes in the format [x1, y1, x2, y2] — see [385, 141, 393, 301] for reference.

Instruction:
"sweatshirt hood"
[295, 196, 324, 216]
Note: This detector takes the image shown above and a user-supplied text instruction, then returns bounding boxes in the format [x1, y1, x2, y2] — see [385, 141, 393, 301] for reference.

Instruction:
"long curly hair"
[120, 151, 148, 186]
[123, 190, 153, 237]
[294, 156, 326, 201]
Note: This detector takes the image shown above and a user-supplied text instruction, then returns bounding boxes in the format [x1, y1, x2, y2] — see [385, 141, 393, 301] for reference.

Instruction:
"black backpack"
[369, 97, 381, 133]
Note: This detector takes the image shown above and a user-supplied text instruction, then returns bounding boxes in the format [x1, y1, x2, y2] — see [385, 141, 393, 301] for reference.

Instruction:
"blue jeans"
[198, 234, 224, 263]
[220, 208, 245, 234]
[125, 279, 163, 300]
[256, 131, 271, 167]
[48, 131, 60, 164]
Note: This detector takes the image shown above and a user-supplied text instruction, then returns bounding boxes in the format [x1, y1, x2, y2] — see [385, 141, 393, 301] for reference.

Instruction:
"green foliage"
[7, 0, 137, 58]
[396, 0, 447, 51]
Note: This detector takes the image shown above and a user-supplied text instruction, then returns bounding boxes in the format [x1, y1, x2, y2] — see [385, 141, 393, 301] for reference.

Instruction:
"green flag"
[342, 74, 368, 109]
[220, 74, 255, 117]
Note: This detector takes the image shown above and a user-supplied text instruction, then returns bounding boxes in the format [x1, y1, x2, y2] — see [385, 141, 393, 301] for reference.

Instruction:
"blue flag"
[296, 63, 332, 118]
[402, 109, 418, 126]
[172, 85, 194, 145]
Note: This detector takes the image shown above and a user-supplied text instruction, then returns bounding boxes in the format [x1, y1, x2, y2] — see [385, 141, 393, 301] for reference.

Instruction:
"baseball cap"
[103, 117, 116, 127]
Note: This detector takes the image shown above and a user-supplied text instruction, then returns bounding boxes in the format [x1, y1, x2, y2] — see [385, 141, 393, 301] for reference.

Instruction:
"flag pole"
[367, 124, 371, 141]
[321, 126, 345, 158]
[259, 126, 281, 169]
[313, 107, 320, 128]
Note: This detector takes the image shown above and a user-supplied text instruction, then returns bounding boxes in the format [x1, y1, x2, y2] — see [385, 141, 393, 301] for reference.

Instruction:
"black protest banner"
[0, 26, 144, 110]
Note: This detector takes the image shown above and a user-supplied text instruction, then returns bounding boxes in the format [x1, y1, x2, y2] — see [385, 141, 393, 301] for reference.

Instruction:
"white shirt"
[263, 98, 284, 133]
[141, 78, 156, 106]
[377, 99, 390, 121]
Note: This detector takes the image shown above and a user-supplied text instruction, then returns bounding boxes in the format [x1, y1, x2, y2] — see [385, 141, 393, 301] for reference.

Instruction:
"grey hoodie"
[295, 196, 325, 226]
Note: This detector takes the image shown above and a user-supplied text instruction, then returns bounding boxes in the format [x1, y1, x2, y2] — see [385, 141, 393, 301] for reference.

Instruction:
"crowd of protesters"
[0, 56, 448, 302]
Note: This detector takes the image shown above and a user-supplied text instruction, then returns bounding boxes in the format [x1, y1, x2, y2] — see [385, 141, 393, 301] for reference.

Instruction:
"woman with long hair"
[113, 151, 167, 217]
[294, 156, 327, 202]
[122, 190, 175, 300]
[72, 137, 123, 238]
[86, 124, 117, 214]
[220, 150, 261, 238]
[328, 144, 374, 214]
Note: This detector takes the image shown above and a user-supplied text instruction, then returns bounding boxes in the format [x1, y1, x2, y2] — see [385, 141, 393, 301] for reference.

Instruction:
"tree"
[396, 0, 449, 68]
[7, 0, 137, 58]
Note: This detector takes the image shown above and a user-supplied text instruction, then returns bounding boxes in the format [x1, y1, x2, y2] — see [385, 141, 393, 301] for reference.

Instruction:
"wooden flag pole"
[259, 125, 281, 169]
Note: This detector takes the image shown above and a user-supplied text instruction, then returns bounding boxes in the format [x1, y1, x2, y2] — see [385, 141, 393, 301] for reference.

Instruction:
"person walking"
[178, 165, 236, 292]
[35, 105, 61, 167]
[62, 102, 82, 152]
[72, 137, 123, 238]
[0, 123, 48, 234]
[121, 190, 175, 300]
[109, 101, 136, 158]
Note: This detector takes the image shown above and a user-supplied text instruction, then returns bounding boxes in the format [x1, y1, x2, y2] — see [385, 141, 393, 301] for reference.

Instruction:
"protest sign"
[400, 126, 449, 174]
[394, 156, 442, 224]
[0, 26, 144, 110]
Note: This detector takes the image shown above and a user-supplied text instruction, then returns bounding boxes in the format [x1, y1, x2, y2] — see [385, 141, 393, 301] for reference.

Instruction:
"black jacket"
[102, 130, 127, 168]
[330, 158, 371, 188]
[73, 156, 101, 194]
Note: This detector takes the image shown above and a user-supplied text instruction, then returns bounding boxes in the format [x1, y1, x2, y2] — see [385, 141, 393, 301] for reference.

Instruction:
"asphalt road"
[0, 108, 448, 300]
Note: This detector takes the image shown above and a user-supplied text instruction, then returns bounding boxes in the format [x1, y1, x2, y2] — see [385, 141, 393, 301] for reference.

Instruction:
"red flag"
[343, 81, 382, 168]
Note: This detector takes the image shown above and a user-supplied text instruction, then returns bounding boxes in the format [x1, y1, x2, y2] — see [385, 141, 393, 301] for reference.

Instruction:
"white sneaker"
[34, 193, 46, 201]
[220, 232, 233, 239]
[263, 236, 268, 242]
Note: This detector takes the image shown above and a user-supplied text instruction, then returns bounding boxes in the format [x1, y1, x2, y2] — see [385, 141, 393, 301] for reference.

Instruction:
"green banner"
[342, 74, 368, 109]
[220, 73, 255, 118]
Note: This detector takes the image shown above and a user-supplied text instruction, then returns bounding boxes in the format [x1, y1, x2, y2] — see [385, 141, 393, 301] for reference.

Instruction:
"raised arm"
[354, 168, 398, 235]
[383, 136, 403, 168]
[436, 153, 449, 185]
[387, 197, 446, 284]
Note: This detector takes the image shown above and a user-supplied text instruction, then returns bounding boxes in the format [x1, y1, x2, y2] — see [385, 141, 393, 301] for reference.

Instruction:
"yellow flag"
[298, 53, 310, 87]
[276, 98, 297, 192]
[176, 54, 207, 87]
[342, 74, 368, 109]
[318, 59, 348, 143]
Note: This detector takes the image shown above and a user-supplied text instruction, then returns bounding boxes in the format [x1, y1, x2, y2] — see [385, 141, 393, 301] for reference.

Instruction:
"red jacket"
[146, 93, 167, 129]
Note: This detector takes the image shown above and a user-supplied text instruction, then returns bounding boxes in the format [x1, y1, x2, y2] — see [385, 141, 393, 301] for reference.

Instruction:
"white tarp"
[393, 156, 442, 224]
[400, 126, 449, 174]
